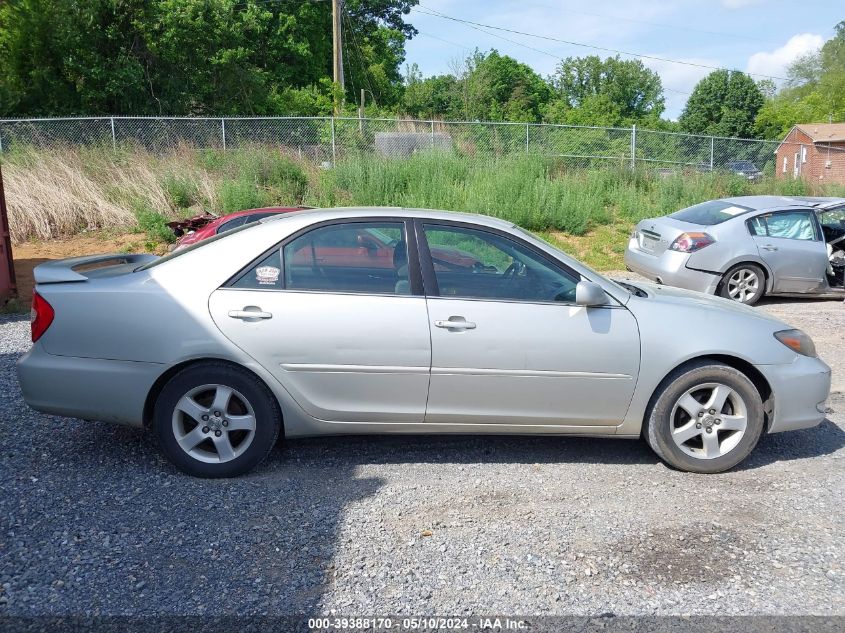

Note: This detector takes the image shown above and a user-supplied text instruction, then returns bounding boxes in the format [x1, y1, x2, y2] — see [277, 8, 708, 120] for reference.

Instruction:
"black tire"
[154, 362, 281, 478]
[719, 263, 765, 305]
[645, 361, 765, 474]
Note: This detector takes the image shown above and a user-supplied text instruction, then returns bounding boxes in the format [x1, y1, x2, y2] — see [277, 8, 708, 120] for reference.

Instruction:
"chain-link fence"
[0, 115, 836, 175]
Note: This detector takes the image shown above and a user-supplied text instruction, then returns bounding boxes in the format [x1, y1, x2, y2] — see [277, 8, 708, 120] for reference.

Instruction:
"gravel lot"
[1, 293, 843, 618]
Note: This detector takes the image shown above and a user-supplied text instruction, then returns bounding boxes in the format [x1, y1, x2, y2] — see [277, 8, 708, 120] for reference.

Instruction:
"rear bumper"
[624, 240, 721, 295]
[16, 344, 163, 428]
[756, 355, 832, 433]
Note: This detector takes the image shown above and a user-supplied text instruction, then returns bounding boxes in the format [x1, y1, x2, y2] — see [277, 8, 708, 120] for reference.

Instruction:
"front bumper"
[17, 343, 163, 428]
[624, 240, 721, 295]
[756, 355, 832, 433]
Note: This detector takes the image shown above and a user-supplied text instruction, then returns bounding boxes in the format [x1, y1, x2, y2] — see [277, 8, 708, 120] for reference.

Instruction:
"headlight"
[774, 329, 816, 357]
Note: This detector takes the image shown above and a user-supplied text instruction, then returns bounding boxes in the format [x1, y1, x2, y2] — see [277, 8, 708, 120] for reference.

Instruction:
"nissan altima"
[17, 208, 831, 477]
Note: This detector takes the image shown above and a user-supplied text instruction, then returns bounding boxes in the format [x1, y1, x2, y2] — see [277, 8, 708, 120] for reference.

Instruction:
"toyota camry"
[17, 207, 831, 477]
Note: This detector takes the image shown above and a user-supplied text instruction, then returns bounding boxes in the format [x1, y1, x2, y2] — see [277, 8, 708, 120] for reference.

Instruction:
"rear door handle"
[761, 244, 778, 251]
[434, 318, 476, 330]
[228, 308, 272, 320]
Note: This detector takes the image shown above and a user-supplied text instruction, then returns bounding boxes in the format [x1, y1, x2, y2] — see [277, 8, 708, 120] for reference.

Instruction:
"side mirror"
[575, 280, 608, 307]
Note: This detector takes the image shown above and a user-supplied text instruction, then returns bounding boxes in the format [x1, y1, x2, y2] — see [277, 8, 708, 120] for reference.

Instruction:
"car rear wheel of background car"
[719, 263, 765, 305]
[645, 361, 765, 474]
[153, 362, 281, 478]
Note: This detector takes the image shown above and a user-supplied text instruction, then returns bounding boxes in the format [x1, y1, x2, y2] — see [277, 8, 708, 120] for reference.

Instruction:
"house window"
[793, 153, 800, 177]
[782, 156, 788, 173]
[801, 146, 807, 163]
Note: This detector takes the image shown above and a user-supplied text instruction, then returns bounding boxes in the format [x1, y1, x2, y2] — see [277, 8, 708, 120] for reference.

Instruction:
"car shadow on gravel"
[0, 356, 383, 618]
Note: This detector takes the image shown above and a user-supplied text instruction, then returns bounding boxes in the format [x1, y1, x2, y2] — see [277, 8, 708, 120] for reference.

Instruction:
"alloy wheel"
[171, 384, 257, 464]
[726, 268, 760, 303]
[669, 382, 748, 460]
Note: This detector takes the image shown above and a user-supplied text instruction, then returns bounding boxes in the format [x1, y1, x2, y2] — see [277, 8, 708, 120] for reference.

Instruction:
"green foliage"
[754, 22, 845, 139]
[546, 56, 665, 126]
[680, 70, 764, 138]
[134, 204, 176, 245]
[161, 174, 199, 209]
[218, 179, 270, 214]
[0, 0, 418, 116]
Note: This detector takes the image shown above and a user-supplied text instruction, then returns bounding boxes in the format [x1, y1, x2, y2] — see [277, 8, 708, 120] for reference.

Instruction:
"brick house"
[775, 123, 845, 184]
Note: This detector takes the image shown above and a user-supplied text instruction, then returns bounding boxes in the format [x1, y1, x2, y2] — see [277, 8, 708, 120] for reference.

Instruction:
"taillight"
[669, 232, 714, 253]
[30, 290, 55, 343]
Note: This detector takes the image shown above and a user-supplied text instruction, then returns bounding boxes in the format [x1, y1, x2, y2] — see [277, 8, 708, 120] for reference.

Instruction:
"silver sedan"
[18, 208, 831, 477]
[625, 196, 845, 305]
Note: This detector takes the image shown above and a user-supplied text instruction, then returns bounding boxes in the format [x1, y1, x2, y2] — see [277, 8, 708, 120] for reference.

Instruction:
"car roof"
[719, 195, 831, 212]
[259, 206, 518, 230]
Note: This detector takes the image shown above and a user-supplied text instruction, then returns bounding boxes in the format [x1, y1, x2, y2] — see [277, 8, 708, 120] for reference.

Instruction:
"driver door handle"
[761, 244, 778, 251]
[229, 309, 273, 320]
[435, 318, 476, 330]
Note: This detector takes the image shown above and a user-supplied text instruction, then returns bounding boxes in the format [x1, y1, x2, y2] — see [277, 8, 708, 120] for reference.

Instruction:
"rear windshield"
[135, 221, 257, 271]
[669, 200, 753, 226]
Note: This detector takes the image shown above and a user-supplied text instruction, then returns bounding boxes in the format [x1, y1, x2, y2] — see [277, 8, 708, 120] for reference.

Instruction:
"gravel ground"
[0, 292, 843, 618]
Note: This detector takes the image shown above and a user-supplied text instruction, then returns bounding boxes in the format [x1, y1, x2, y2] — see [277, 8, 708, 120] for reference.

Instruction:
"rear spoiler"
[33, 253, 159, 284]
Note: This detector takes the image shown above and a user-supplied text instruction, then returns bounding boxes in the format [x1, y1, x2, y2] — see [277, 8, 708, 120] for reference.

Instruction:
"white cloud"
[746, 33, 824, 80]
[721, 0, 764, 8]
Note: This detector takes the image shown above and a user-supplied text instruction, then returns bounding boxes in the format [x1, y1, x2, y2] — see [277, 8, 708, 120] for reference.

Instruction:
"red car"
[170, 207, 483, 271]
[170, 207, 308, 251]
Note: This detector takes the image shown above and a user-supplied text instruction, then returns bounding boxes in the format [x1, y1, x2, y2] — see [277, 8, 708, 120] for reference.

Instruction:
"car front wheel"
[153, 362, 281, 478]
[645, 361, 765, 473]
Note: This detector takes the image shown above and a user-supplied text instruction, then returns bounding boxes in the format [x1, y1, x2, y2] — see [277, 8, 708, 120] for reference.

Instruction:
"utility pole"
[332, 0, 345, 114]
[358, 88, 365, 133]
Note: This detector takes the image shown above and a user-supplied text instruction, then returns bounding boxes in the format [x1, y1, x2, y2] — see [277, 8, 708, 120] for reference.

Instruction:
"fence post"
[709, 136, 715, 171]
[525, 123, 530, 153]
[430, 120, 435, 149]
[331, 117, 337, 165]
[0, 126, 3, 154]
[630, 124, 636, 171]
[221, 118, 226, 151]
[110, 117, 116, 152]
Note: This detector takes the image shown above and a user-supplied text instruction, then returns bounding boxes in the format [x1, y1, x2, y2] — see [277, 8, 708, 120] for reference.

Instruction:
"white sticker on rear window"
[256, 266, 280, 285]
[721, 206, 746, 216]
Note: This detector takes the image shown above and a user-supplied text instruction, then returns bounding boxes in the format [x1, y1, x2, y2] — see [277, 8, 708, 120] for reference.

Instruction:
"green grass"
[7, 146, 845, 267]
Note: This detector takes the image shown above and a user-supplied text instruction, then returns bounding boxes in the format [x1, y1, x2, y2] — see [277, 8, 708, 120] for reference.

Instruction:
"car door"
[209, 219, 431, 423]
[417, 221, 640, 428]
[747, 210, 828, 293]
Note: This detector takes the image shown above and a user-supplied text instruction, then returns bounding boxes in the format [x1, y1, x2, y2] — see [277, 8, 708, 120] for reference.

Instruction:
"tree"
[0, 0, 419, 116]
[546, 55, 664, 126]
[679, 70, 764, 138]
[452, 50, 551, 122]
[753, 22, 845, 139]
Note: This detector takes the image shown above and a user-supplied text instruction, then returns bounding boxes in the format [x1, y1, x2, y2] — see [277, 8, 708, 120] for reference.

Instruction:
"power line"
[414, 4, 789, 82]
[532, 3, 782, 45]
[343, 8, 380, 105]
[414, 8, 692, 97]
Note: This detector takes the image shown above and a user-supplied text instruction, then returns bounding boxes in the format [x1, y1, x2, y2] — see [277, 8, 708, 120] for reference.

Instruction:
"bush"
[134, 204, 176, 244]
[161, 174, 199, 208]
[218, 179, 270, 214]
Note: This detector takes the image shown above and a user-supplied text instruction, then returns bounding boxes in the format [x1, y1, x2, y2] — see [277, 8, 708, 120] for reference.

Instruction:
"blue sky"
[401, 0, 843, 119]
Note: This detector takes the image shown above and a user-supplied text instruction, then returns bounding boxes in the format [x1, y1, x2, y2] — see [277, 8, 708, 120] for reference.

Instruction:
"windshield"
[670, 200, 753, 226]
[135, 221, 258, 271]
[514, 227, 630, 297]
[728, 161, 757, 170]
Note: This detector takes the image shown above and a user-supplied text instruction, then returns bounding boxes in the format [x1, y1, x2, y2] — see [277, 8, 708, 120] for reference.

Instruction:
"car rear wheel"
[719, 264, 765, 305]
[645, 361, 765, 473]
[153, 363, 281, 478]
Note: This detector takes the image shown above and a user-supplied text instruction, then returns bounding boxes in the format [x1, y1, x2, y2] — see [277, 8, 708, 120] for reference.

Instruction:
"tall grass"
[2, 146, 842, 245]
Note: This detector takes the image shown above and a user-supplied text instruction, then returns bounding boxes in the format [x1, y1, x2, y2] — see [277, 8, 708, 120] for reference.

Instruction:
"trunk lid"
[632, 216, 704, 257]
[33, 253, 158, 284]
